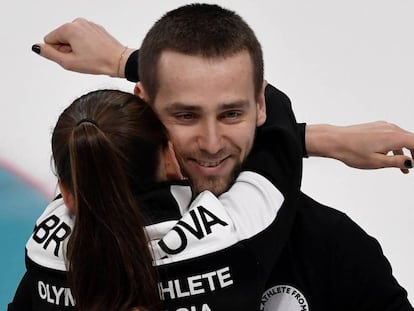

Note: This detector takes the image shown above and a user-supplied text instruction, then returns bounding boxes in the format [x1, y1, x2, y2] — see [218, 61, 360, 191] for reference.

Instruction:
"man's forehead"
[152, 49, 257, 111]
[157, 49, 253, 73]
[156, 51, 254, 90]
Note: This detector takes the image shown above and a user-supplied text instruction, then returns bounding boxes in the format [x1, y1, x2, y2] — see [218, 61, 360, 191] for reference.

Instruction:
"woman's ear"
[58, 181, 76, 213]
[162, 141, 184, 181]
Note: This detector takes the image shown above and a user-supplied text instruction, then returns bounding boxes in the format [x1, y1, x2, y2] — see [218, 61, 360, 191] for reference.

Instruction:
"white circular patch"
[260, 285, 309, 311]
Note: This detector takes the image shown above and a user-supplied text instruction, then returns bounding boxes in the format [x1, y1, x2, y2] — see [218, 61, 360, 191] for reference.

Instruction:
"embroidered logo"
[260, 285, 309, 311]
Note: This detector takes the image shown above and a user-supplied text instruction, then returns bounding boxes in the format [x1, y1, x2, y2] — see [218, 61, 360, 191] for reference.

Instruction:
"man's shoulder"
[295, 192, 355, 232]
[291, 192, 381, 255]
[264, 193, 413, 311]
[265, 84, 291, 104]
[298, 192, 345, 217]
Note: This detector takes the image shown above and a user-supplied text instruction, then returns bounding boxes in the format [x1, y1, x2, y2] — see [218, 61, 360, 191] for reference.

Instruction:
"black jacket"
[8, 123, 303, 310]
[8, 51, 412, 310]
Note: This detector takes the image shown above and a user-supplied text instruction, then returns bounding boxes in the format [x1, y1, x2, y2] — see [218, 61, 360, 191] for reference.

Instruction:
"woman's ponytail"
[52, 90, 166, 311]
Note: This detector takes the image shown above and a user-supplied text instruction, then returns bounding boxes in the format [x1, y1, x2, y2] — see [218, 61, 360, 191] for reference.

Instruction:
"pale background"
[0, 0, 412, 306]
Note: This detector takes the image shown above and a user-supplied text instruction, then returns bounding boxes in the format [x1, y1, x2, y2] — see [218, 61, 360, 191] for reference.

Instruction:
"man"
[30, 4, 413, 310]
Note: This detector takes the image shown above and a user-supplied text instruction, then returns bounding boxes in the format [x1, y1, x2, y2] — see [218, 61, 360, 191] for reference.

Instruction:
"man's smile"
[187, 156, 231, 175]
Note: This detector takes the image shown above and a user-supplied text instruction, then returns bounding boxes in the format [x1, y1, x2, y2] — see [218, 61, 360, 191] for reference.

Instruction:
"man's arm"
[32, 18, 414, 173]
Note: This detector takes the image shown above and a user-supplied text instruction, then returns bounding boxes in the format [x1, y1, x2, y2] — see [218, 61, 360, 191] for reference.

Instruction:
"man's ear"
[163, 141, 184, 180]
[58, 181, 75, 214]
[134, 82, 149, 101]
[256, 80, 267, 126]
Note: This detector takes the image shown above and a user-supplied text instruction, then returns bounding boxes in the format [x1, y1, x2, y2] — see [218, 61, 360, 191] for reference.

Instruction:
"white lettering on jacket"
[158, 205, 229, 255]
[158, 266, 233, 301]
[26, 198, 74, 271]
[149, 172, 284, 266]
[37, 281, 75, 307]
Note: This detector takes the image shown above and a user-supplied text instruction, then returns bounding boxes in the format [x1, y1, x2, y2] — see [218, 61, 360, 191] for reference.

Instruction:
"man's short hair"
[139, 3, 264, 102]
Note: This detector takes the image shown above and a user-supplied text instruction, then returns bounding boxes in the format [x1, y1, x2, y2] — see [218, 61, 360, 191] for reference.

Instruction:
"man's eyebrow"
[164, 102, 201, 113]
[219, 100, 250, 110]
[164, 100, 250, 113]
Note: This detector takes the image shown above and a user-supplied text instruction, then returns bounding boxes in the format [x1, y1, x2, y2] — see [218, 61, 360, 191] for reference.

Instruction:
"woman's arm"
[32, 18, 414, 173]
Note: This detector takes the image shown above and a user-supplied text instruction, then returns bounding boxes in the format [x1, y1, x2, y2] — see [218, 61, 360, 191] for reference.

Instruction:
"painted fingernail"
[31, 44, 41, 54]
[404, 159, 412, 168]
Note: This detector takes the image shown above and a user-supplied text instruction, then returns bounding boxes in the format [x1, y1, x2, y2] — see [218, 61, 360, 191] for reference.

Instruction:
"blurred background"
[1, 0, 413, 308]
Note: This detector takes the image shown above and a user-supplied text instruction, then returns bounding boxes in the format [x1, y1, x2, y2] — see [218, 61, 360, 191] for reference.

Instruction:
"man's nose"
[197, 120, 224, 155]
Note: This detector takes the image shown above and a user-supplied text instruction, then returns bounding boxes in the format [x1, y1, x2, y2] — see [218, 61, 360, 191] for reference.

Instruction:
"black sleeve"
[124, 50, 308, 157]
[262, 84, 308, 158]
[243, 121, 302, 198]
[297, 122, 308, 158]
[241, 95, 304, 279]
[124, 49, 139, 82]
[333, 214, 413, 311]
[8, 253, 74, 311]
[8, 272, 32, 311]
[242, 84, 304, 197]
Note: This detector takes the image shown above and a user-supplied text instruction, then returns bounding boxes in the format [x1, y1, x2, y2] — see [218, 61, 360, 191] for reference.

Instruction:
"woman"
[52, 89, 174, 311]
[8, 89, 301, 311]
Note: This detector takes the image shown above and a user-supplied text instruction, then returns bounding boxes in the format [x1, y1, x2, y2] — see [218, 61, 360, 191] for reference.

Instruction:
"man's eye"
[175, 112, 195, 121]
[222, 111, 242, 120]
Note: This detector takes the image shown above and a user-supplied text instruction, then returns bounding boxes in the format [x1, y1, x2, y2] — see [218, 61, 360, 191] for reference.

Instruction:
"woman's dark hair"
[52, 89, 166, 311]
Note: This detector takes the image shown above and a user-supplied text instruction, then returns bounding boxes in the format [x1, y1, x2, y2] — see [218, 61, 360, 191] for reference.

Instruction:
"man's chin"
[191, 176, 232, 196]
[183, 162, 241, 196]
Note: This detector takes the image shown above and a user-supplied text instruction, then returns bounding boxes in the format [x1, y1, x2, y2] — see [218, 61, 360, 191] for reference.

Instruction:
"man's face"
[147, 50, 266, 195]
